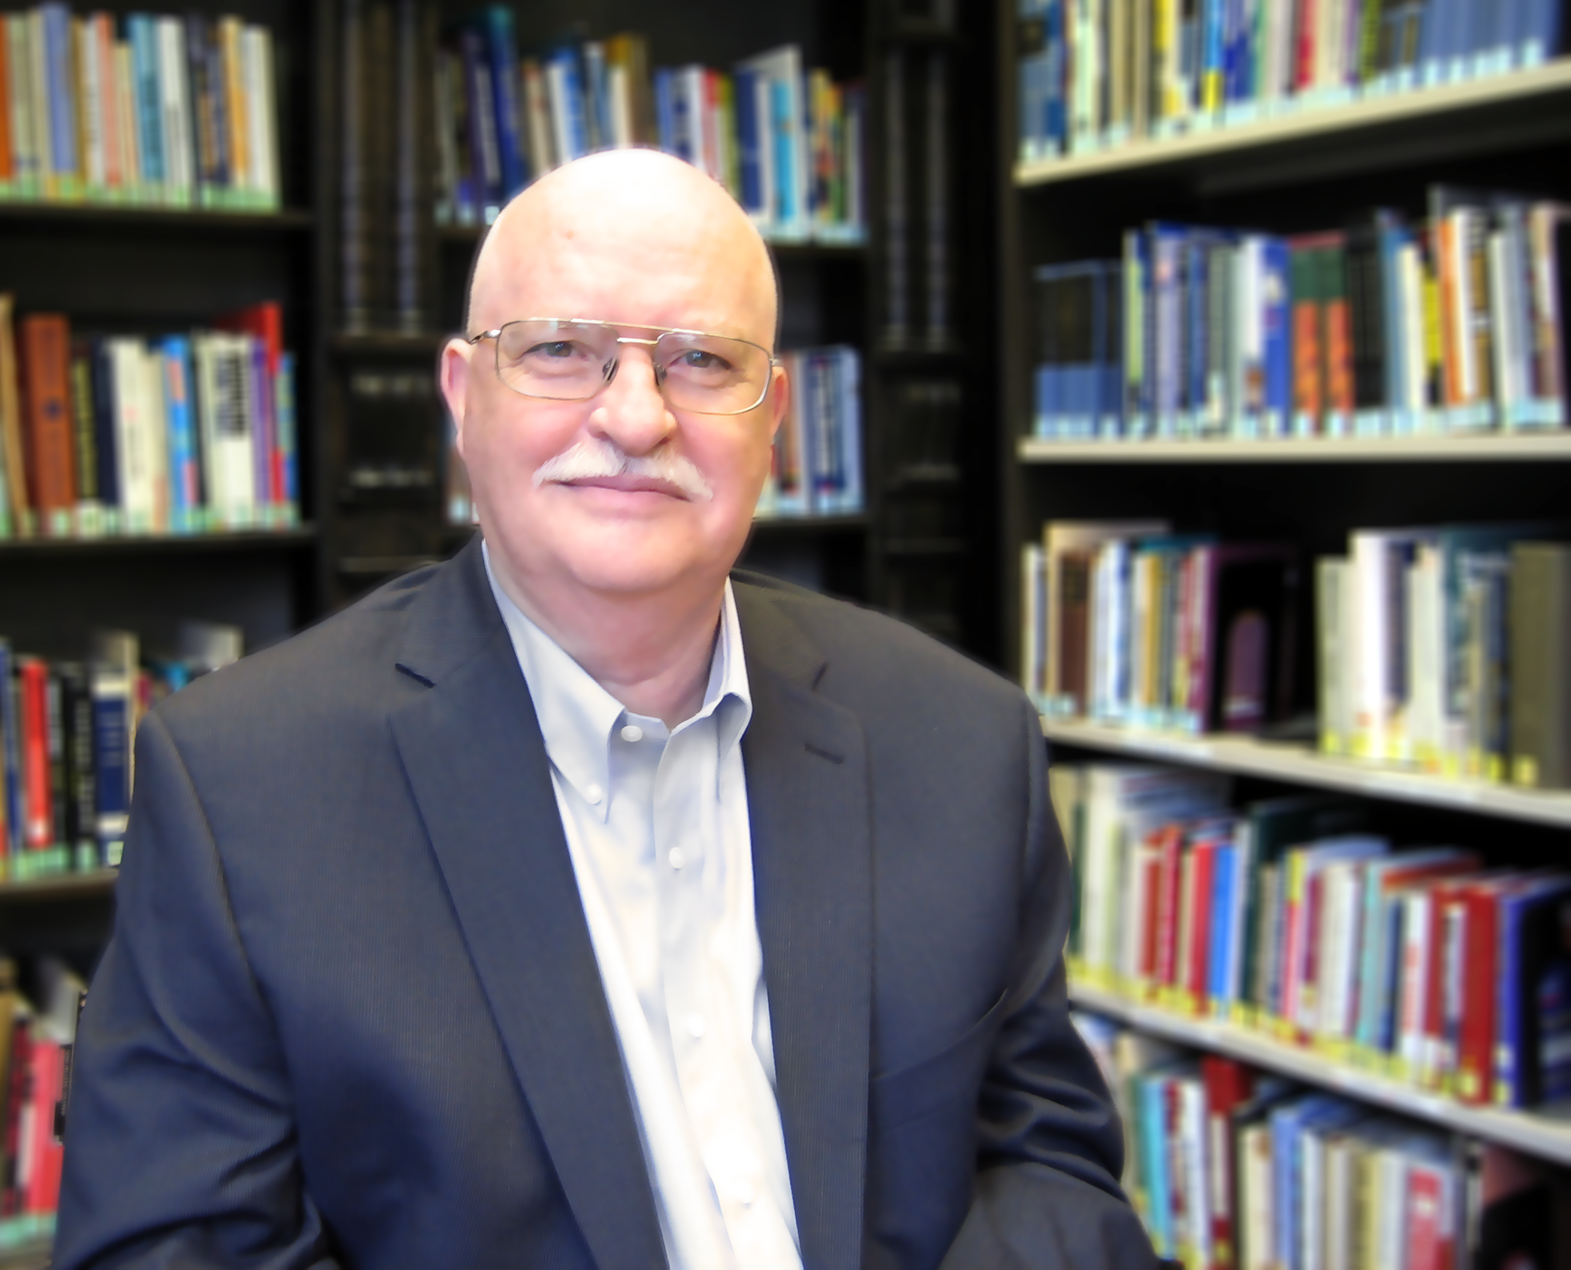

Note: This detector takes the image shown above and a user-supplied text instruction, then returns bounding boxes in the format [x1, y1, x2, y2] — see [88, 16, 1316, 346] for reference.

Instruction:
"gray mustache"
[533, 437, 714, 502]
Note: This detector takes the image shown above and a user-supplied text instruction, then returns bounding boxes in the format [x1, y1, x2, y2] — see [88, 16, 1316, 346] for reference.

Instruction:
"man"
[55, 150, 1155, 1270]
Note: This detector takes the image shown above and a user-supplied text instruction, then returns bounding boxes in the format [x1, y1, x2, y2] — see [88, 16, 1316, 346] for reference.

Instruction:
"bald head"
[466, 149, 778, 348]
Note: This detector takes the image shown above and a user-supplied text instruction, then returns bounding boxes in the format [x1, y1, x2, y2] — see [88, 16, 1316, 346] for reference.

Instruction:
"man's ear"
[767, 362, 789, 441]
[439, 338, 473, 459]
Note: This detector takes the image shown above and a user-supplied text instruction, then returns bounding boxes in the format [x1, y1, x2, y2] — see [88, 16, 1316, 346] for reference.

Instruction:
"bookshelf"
[996, 0, 1571, 1221]
[1068, 982, 1571, 1167]
[1041, 717, 1571, 830]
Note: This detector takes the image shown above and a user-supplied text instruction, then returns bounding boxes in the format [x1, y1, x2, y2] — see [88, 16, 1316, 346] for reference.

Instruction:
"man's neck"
[486, 544, 723, 729]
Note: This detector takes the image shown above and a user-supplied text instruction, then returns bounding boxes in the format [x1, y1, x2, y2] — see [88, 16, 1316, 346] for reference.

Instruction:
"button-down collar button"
[584, 783, 604, 805]
[620, 724, 644, 743]
[686, 1013, 706, 1039]
[668, 847, 686, 870]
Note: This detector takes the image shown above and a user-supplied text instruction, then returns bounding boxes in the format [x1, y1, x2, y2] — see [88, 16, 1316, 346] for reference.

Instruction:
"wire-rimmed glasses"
[465, 319, 777, 416]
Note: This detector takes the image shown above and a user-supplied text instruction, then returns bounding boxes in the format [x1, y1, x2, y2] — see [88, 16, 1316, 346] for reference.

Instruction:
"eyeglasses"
[465, 319, 778, 416]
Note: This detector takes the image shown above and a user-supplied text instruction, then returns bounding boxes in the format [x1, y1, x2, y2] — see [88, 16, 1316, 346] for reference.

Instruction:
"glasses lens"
[494, 322, 616, 400]
[655, 333, 771, 415]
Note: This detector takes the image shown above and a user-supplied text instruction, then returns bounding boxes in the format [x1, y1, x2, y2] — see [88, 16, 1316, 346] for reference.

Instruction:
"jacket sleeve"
[939, 698, 1159, 1270]
[53, 710, 340, 1270]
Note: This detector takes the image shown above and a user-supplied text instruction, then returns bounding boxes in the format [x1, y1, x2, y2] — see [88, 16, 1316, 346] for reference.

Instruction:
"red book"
[1153, 824, 1185, 989]
[1185, 840, 1218, 1010]
[217, 301, 284, 507]
[1458, 876, 1532, 1105]
[1405, 1161, 1454, 1270]
[1294, 0, 1317, 92]
[1420, 877, 1469, 1087]
[1138, 847, 1163, 983]
[1202, 1056, 1254, 1270]
[17, 659, 51, 849]
[18, 313, 76, 519]
[24, 1040, 62, 1215]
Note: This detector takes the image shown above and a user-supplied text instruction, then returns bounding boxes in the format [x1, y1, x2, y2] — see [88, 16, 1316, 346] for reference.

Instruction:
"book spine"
[19, 313, 76, 528]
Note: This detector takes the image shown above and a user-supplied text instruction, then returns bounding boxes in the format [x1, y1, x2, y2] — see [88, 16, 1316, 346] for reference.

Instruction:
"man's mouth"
[555, 473, 690, 499]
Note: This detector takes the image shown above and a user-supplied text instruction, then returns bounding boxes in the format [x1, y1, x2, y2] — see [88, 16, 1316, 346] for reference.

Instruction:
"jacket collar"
[390, 542, 872, 1270]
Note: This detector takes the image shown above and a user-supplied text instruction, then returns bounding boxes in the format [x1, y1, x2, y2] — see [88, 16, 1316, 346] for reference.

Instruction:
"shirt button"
[668, 847, 686, 870]
[620, 724, 644, 743]
[686, 1013, 706, 1039]
[584, 783, 604, 805]
[735, 1181, 755, 1207]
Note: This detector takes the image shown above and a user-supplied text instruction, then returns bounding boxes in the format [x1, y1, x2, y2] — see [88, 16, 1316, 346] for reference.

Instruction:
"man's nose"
[589, 346, 676, 455]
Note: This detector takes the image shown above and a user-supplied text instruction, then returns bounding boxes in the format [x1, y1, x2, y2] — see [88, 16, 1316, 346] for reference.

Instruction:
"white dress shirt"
[484, 545, 802, 1270]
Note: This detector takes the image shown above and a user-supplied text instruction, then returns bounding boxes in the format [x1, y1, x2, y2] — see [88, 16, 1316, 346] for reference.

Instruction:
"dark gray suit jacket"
[54, 538, 1156, 1270]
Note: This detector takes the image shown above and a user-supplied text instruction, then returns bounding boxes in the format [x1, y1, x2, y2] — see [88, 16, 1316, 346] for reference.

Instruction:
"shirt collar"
[483, 542, 752, 816]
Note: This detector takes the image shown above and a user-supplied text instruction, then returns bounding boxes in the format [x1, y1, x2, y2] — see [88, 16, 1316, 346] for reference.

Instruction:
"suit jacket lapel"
[735, 579, 873, 1270]
[387, 542, 666, 1270]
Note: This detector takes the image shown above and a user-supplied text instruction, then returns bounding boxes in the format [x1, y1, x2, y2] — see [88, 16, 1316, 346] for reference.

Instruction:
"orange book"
[19, 313, 77, 518]
[1323, 243, 1355, 417]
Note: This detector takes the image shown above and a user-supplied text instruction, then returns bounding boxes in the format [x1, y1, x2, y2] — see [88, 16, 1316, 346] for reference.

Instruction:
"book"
[1510, 542, 1571, 789]
[17, 313, 74, 533]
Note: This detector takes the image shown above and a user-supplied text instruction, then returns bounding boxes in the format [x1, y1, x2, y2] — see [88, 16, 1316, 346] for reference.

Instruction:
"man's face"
[441, 204, 785, 604]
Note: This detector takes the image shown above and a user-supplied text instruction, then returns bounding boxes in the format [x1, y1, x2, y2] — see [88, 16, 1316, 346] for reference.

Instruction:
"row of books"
[0, 5, 281, 210]
[1022, 519, 1299, 735]
[756, 345, 865, 519]
[0, 623, 237, 877]
[1023, 519, 1571, 791]
[1318, 529, 1571, 790]
[1072, 1012, 1564, 1269]
[0, 298, 300, 540]
[1032, 191, 1571, 442]
[1057, 768, 1571, 1111]
[1018, 0, 1568, 163]
[433, 12, 866, 245]
[0, 956, 85, 1240]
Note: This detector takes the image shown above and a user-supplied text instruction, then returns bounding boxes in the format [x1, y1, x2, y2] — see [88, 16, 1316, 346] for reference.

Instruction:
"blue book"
[1261, 237, 1292, 438]
[734, 68, 762, 212]
[1138, 1074, 1174, 1258]
[129, 15, 166, 185]
[89, 340, 119, 511]
[42, 3, 78, 187]
[91, 664, 131, 868]
[482, 7, 527, 192]
[582, 41, 610, 151]
[554, 50, 591, 161]
[160, 336, 198, 531]
[1209, 843, 1237, 1005]
[653, 69, 676, 153]
[1043, 0, 1067, 150]
[459, 29, 503, 210]
[1271, 1094, 1361, 1270]
[1523, 0, 1564, 62]
[0, 641, 20, 859]
[772, 78, 795, 223]
[275, 353, 298, 519]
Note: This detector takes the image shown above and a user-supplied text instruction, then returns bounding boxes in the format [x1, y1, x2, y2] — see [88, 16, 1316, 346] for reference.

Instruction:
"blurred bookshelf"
[1000, 0, 1571, 1252]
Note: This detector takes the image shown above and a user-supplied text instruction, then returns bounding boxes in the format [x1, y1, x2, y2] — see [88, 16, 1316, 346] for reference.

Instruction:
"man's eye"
[526, 341, 579, 359]
[677, 349, 728, 371]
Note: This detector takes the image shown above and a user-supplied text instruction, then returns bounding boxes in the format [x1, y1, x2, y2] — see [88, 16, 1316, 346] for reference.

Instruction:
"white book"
[1315, 860, 1363, 1040]
[1315, 562, 1350, 753]
[195, 333, 257, 529]
[156, 17, 193, 204]
[76, 18, 106, 191]
[244, 26, 280, 208]
[109, 339, 156, 533]
[1239, 1122, 1274, 1270]
[1349, 528, 1434, 762]
[606, 62, 632, 147]
[1178, 1076, 1211, 1263]
[1395, 888, 1432, 1075]
[751, 70, 776, 234]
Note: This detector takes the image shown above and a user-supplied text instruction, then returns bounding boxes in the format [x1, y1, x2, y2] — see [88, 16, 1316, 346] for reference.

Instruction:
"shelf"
[1040, 717, 1571, 828]
[1015, 60, 1571, 192]
[1018, 433, 1571, 463]
[750, 514, 869, 533]
[1068, 981, 1571, 1164]
[436, 222, 867, 259]
[883, 537, 966, 557]
[0, 526, 317, 558]
[0, 869, 117, 903]
[0, 201, 311, 233]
